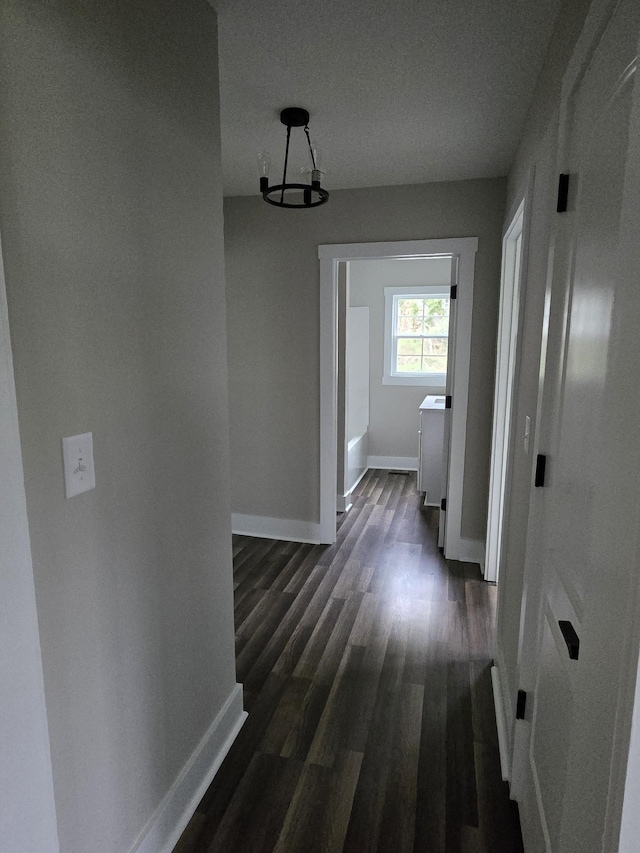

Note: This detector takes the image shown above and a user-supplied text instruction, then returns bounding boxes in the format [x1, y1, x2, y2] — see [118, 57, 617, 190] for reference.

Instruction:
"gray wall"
[349, 257, 451, 459]
[0, 2, 238, 851]
[224, 177, 506, 540]
[507, 0, 592, 207]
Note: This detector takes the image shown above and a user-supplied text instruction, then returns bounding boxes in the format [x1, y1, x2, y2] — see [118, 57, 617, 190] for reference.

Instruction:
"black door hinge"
[516, 689, 527, 720]
[559, 620, 580, 660]
[450, 285, 458, 300]
[445, 395, 452, 409]
[557, 173, 570, 213]
[440, 497, 447, 512]
[534, 454, 547, 487]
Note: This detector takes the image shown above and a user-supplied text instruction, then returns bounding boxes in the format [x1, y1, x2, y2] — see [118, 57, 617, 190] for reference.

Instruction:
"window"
[383, 285, 450, 386]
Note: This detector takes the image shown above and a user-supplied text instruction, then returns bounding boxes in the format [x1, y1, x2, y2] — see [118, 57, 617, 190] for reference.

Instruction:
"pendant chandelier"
[258, 107, 329, 209]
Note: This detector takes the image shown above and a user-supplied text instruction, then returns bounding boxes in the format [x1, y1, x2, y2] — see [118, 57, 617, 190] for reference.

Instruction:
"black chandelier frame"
[260, 107, 329, 209]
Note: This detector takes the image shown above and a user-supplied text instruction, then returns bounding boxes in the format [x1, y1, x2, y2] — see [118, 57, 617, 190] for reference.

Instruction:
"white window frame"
[383, 285, 450, 387]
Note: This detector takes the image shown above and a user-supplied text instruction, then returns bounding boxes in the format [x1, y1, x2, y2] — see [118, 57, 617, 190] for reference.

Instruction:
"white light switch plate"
[62, 432, 95, 498]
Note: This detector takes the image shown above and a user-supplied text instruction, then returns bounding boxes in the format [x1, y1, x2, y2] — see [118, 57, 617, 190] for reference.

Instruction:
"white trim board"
[451, 537, 486, 572]
[132, 684, 246, 853]
[231, 513, 322, 545]
[336, 494, 353, 513]
[485, 182, 532, 586]
[337, 464, 371, 513]
[491, 665, 510, 782]
[319, 238, 478, 555]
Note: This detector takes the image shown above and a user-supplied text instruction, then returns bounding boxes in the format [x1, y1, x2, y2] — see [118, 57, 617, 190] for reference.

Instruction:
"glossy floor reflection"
[174, 470, 523, 853]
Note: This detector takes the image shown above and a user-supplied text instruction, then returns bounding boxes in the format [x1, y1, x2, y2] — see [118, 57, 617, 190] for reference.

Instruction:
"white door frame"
[485, 192, 530, 583]
[318, 237, 478, 550]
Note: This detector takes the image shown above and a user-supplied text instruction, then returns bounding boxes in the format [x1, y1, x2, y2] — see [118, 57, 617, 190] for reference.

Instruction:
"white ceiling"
[215, 0, 562, 197]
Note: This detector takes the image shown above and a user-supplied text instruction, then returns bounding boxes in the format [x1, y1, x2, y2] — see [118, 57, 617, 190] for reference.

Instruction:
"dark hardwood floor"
[174, 470, 523, 853]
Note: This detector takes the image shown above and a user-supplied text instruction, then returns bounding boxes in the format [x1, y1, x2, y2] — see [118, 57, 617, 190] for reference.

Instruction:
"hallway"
[174, 470, 523, 852]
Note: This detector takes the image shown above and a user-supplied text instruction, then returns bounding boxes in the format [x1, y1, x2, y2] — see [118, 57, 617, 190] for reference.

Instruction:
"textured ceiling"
[215, 0, 562, 197]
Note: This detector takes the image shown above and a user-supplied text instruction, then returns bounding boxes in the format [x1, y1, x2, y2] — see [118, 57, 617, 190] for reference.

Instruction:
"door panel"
[532, 607, 574, 848]
[520, 1, 640, 850]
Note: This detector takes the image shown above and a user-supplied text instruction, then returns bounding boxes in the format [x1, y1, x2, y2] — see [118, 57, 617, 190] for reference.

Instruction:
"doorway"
[337, 257, 454, 515]
[318, 238, 478, 560]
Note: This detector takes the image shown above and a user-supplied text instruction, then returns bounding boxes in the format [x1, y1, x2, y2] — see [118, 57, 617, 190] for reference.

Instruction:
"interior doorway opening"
[337, 257, 455, 550]
[319, 238, 478, 564]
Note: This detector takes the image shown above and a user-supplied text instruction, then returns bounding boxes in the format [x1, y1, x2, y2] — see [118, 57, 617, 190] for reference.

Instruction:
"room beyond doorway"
[337, 257, 454, 542]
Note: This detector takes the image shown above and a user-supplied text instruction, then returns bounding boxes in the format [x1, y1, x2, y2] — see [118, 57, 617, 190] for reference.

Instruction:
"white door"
[516, 2, 640, 851]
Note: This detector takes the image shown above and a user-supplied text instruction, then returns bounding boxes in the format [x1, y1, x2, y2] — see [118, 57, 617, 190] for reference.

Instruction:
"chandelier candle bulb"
[258, 151, 270, 193]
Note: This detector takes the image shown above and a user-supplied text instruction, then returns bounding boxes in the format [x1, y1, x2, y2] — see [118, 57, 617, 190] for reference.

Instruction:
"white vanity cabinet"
[417, 394, 445, 506]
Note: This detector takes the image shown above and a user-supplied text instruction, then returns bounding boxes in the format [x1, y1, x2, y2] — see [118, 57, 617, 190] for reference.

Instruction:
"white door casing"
[514, 2, 640, 851]
[318, 238, 478, 554]
[438, 259, 459, 550]
[485, 194, 528, 584]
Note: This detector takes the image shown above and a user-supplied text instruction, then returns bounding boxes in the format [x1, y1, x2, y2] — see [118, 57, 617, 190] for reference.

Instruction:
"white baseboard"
[347, 464, 370, 495]
[491, 665, 510, 783]
[446, 536, 486, 572]
[337, 465, 371, 513]
[132, 683, 246, 853]
[231, 513, 322, 544]
[367, 455, 418, 471]
[461, 537, 486, 572]
[336, 494, 353, 513]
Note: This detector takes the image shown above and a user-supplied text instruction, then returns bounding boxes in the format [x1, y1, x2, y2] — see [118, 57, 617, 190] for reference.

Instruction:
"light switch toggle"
[62, 432, 96, 498]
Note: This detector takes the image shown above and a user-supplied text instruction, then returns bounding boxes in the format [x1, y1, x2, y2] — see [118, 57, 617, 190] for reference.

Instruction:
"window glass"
[383, 286, 451, 387]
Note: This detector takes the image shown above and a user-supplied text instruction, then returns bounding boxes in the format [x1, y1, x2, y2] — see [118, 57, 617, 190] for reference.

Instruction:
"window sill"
[382, 374, 446, 389]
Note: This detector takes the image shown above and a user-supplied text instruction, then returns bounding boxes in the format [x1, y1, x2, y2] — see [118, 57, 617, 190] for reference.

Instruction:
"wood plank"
[465, 580, 497, 661]
[280, 680, 332, 761]
[278, 544, 326, 595]
[259, 676, 313, 756]
[207, 752, 303, 853]
[341, 631, 404, 850]
[235, 591, 297, 682]
[403, 597, 432, 686]
[446, 660, 479, 851]
[376, 680, 424, 853]
[304, 591, 363, 686]
[272, 750, 362, 853]
[305, 644, 369, 767]
[414, 587, 449, 852]
[194, 672, 289, 831]
[291, 596, 345, 680]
